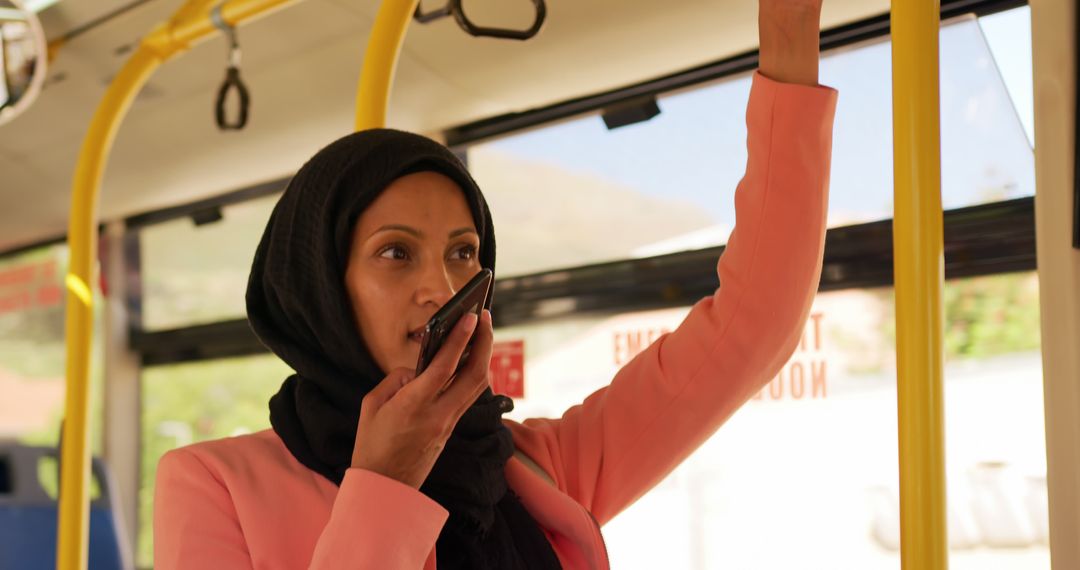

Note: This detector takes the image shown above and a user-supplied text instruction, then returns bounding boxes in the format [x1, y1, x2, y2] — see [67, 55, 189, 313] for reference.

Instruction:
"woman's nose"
[415, 263, 455, 308]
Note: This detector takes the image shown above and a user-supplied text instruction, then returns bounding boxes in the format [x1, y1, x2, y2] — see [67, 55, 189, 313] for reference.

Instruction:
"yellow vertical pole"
[57, 1, 297, 567]
[890, 0, 947, 569]
[57, 46, 163, 570]
[355, 0, 420, 130]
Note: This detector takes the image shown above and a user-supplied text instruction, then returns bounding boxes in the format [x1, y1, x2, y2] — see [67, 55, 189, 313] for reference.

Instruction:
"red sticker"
[489, 340, 525, 398]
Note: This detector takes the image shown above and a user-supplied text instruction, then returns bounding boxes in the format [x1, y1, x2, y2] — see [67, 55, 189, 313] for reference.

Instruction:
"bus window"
[0, 244, 105, 452]
[979, 6, 1034, 146]
[466, 13, 1034, 279]
[494, 270, 1046, 569]
[139, 192, 280, 331]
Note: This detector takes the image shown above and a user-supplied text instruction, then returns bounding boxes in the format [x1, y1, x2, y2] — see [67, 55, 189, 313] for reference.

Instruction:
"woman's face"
[345, 171, 484, 374]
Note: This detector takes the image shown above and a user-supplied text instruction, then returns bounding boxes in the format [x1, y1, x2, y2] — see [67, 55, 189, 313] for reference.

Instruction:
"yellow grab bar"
[355, 0, 420, 130]
[59, 45, 161, 570]
[58, 1, 297, 568]
[890, 0, 948, 569]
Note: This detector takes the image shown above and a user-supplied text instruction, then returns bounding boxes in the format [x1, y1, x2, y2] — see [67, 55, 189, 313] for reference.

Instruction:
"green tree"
[879, 271, 1041, 360]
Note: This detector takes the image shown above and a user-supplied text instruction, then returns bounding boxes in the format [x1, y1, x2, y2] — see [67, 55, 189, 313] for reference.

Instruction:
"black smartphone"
[414, 268, 494, 377]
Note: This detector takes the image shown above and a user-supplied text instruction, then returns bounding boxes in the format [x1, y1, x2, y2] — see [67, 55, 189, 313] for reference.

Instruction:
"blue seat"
[0, 444, 130, 570]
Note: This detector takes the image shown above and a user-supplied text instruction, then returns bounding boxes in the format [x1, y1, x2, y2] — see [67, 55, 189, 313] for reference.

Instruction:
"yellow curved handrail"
[58, 1, 297, 567]
[890, 0, 947, 568]
[58, 46, 161, 570]
[355, 0, 420, 130]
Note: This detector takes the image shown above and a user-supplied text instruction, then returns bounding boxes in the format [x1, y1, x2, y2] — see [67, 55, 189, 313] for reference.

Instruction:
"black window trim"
[132, 196, 1036, 366]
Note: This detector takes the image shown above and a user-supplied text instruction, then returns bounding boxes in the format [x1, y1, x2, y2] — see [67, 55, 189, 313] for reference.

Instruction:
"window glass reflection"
[495, 271, 1047, 569]
[468, 16, 1035, 277]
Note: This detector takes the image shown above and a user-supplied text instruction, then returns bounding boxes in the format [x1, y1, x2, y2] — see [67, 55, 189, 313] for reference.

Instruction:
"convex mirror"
[0, 0, 46, 126]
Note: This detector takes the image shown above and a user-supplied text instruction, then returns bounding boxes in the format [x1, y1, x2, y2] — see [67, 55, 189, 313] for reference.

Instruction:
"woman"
[154, 0, 838, 567]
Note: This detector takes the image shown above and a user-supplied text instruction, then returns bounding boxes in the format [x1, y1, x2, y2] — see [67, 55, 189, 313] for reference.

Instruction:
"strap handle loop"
[414, 0, 546, 41]
[211, 5, 250, 130]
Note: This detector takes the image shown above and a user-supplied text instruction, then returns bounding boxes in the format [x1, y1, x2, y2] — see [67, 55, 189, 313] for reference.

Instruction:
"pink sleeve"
[507, 72, 839, 526]
[154, 450, 448, 569]
[309, 469, 448, 568]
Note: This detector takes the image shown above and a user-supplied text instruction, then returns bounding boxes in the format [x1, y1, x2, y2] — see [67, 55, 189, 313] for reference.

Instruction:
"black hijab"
[246, 129, 561, 569]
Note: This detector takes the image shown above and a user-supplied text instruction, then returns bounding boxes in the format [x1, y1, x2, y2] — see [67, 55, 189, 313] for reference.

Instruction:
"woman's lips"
[407, 327, 426, 343]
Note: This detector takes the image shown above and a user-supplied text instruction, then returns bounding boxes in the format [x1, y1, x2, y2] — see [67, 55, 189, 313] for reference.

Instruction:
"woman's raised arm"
[506, 0, 837, 526]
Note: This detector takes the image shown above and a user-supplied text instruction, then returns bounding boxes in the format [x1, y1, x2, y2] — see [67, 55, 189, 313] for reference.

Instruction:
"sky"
[474, 6, 1035, 238]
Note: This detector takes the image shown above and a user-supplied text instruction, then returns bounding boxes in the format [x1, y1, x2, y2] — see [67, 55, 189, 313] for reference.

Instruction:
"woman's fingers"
[358, 367, 413, 429]
[407, 311, 478, 400]
[438, 310, 495, 419]
[363, 368, 412, 408]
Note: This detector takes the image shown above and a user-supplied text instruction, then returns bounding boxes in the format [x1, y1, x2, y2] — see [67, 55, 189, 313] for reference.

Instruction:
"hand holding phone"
[414, 268, 493, 377]
[352, 307, 497, 489]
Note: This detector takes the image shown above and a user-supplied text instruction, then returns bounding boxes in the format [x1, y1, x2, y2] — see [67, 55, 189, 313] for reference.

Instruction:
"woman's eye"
[454, 244, 478, 261]
[378, 244, 409, 260]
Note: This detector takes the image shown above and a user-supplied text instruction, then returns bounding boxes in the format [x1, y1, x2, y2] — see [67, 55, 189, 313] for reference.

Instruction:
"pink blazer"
[154, 72, 838, 570]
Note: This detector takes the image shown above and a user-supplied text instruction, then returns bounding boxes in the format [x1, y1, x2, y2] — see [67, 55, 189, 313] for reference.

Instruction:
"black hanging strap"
[413, 0, 546, 41]
[211, 5, 250, 130]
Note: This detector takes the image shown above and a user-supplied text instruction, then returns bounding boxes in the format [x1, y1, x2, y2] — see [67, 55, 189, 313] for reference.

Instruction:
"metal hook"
[414, 1, 453, 24]
[210, 5, 241, 67]
[210, 4, 249, 130]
